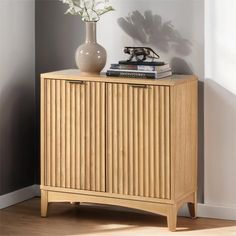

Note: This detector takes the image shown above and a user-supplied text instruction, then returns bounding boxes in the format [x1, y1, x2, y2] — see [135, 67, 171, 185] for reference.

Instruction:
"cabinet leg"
[41, 190, 48, 217]
[167, 205, 177, 232]
[70, 202, 80, 206]
[188, 192, 197, 218]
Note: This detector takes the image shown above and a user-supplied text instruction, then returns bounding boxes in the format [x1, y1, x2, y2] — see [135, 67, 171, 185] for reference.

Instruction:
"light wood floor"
[0, 198, 236, 236]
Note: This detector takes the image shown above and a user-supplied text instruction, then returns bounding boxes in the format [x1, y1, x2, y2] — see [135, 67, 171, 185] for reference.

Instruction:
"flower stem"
[82, 0, 91, 21]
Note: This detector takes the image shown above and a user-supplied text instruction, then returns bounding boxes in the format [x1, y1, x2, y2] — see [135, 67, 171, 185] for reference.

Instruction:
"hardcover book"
[106, 69, 172, 79]
[111, 63, 170, 72]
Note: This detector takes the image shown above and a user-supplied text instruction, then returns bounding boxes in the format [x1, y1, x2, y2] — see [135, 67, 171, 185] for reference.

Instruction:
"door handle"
[129, 84, 150, 89]
[67, 80, 86, 85]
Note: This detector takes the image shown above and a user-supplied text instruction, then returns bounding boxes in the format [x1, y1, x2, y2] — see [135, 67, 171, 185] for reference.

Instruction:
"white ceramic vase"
[75, 21, 107, 75]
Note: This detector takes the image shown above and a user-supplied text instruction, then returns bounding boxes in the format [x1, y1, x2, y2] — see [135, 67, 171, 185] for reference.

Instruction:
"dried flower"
[60, 0, 114, 22]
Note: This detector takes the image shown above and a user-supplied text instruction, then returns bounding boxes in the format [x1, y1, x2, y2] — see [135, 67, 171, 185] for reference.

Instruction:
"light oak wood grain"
[40, 72, 198, 231]
[65, 81, 71, 188]
[75, 83, 81, 189]
[56, 80, 61, 187]
[46, 79, 51, 187]
[40, 78, 45, 186]
[106, 84, 171, 200]
[41, 69, 196, 86]
[42, 80, 106, 192]
[60, 80, 66, 188]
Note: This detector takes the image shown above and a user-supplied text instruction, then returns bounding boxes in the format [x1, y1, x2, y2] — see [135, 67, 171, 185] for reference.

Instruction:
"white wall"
[205, 0, 236, 209]
[0, 0, 35, 195]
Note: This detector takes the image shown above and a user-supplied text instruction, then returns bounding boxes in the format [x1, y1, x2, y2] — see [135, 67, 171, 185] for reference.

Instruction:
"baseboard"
[0, 185, 38, 209]
[4, 185, 236, 221]
[197, 203, 236, 220]
[34, 184, 41, 197]
[174, 203, 236, 221]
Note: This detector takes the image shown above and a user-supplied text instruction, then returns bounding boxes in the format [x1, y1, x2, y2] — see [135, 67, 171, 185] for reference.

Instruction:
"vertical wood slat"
[144, 87, 149, 197]
[160, 86, 165, 198]
[118, 84, 123, 194]
[90, 82, 96, 191]
[149, 86, 154, 198]
[112, 84, 118, 194]
[70, 84, 76, 189]
[75, 85, 81, 189]
[95, 82, 101, 192]
[65, 81, 71, 188]
[107, 83, 171, 199]
[128, 86, 134, 196]
[80, 83, 85, 190]
[100, 83, 105, 192]
[61, 80, 66, 188]
[44, 80, 105, 192]
[46, 79, 51, 186]
[51, 80, 56, 187]
[123, 85, 128, 195]
[85, 82, 91, 190]
[154, 86, 160, 198]
[40, 78, 45, 186]
[138, 88, 144, 197]
[56, 80, 61, 187]
[107, 84, 113, 193]
[133, 87, 139, 196]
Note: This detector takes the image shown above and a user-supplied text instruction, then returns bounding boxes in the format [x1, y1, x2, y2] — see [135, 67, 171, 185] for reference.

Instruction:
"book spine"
[111, 64, 170, 72]
[106, 70, 156, 79]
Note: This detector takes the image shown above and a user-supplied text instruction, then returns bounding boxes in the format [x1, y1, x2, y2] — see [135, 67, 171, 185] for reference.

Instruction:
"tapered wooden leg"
[167, 205, 177, 232]
[41, 190, 48, 217]
[188, 192, 197, 218]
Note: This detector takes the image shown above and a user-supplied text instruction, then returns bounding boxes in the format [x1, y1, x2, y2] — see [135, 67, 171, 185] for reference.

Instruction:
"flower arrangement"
[60, 0, 114, 22]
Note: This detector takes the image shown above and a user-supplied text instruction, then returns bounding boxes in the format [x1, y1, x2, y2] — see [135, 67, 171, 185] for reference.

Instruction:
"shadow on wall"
[0, 80, 35, 195]
[170, 57, 193, 75]
[118, 10, 192, 56]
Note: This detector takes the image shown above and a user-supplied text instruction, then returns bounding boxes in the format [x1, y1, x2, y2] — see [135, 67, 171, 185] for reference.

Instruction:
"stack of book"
[106, 60, 172, 79]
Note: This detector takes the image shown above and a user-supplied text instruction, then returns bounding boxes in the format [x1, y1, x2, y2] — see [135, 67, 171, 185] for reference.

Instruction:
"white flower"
[60, 0, 114, 21]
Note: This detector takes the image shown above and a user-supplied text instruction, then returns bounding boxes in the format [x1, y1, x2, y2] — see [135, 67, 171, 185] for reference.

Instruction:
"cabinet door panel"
[106, 83, 171, 199]
[42, 79, 106, 192]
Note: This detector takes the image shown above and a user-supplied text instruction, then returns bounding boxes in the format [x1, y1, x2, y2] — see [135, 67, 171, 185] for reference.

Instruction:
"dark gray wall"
[35, 0, 84, 183]
[0, 0, 35, 195]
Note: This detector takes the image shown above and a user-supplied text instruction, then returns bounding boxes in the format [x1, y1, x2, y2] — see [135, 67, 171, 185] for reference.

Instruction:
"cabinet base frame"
[40, 188, 197, 232]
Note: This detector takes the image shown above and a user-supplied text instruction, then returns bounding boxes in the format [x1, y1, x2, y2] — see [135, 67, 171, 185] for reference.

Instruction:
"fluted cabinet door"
[106, 83, 171, 199]
[41, 79, 106, 192]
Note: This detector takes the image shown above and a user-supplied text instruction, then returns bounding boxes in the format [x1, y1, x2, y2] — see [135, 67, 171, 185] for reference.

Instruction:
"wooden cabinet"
[40, 70, 198, 231]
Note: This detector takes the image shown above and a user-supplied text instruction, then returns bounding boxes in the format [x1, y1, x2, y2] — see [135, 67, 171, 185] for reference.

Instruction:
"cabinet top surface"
[41, 69, 197, 86]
